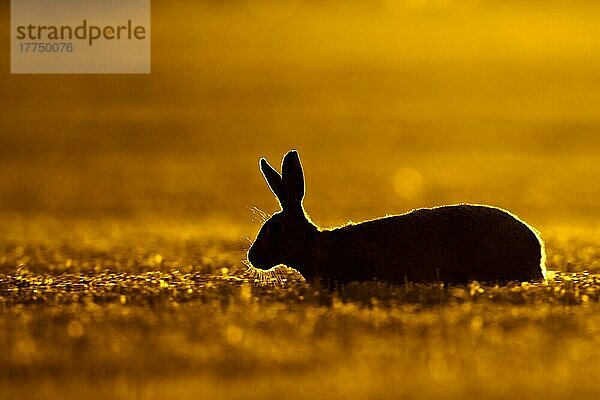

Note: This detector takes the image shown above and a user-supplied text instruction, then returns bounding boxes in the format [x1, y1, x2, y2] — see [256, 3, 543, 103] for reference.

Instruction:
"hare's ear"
[281, 150, 305, 210]
[260, 158, 286, 205]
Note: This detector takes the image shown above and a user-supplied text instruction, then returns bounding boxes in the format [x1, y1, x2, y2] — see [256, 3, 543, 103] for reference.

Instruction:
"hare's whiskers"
[248, 206, 270, 223]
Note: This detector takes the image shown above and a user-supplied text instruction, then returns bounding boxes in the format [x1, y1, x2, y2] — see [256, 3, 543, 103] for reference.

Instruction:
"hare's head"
[248, 150, 318, 276]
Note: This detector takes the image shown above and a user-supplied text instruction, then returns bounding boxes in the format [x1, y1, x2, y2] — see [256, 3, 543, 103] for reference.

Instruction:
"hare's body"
[295, 204, 544, 283]
[248, 151, 546, 284]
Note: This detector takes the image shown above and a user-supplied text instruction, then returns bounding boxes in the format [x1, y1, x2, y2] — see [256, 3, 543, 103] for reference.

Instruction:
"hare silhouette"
[248, 150, 546, 284]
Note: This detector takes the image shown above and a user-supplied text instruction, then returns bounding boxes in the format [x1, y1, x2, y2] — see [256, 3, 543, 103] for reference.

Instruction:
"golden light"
[246, 0, 301, 20]
[392, 167, 424, 199]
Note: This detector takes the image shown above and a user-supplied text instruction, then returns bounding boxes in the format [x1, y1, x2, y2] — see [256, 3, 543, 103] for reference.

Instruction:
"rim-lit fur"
[248, 150, 546, 284]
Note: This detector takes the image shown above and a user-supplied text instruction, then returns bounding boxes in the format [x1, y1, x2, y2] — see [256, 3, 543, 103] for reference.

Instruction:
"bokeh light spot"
[67, 320, 84, 338]
[226, 325, 244, 346]
[392, 167, 424, 199]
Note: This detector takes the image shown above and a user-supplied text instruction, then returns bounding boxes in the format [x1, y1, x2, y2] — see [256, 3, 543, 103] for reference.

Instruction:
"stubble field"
[1, 216, 600, 399]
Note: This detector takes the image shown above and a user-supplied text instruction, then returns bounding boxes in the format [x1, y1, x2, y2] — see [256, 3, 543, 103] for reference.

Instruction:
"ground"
[1, 216, 600, 399]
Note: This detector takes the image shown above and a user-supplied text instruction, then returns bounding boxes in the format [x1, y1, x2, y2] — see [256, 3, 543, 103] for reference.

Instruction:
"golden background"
[2, 1, 599, 227]
[1, 1, 600, 399]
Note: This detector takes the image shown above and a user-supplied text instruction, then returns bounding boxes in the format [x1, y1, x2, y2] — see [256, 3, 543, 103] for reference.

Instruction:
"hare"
[248, 150, 546, 284]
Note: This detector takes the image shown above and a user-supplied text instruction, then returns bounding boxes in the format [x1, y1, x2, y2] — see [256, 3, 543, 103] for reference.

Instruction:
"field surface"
[2, 0, 600, 399]
[1, 217, 600, 399]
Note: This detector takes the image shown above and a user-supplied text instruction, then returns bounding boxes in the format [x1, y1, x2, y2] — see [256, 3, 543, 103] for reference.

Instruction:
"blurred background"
[1, 0, 599, 229]
[2, 3, 600, 397]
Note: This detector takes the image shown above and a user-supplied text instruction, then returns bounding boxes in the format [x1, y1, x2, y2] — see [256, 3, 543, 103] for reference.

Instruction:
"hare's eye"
[268, 221, 285, 236]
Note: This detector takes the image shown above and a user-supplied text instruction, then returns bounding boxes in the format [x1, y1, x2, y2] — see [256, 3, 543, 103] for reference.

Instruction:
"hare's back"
[383, 204, 543, 282]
